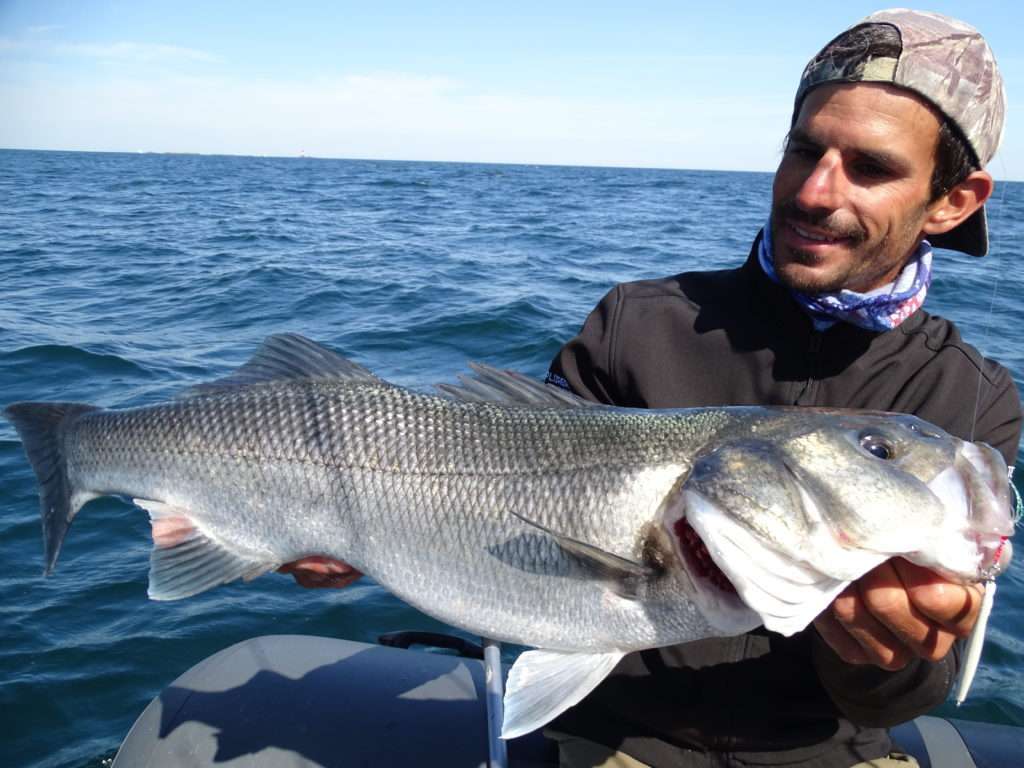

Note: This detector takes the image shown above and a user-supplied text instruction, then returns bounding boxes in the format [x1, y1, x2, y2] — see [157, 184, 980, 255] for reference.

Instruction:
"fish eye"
[860, 434, 895, 460]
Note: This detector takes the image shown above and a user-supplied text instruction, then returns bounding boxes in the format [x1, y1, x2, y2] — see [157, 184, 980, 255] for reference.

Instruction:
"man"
[283, 9, 1020, 767]
[541, 9, 1021, 768]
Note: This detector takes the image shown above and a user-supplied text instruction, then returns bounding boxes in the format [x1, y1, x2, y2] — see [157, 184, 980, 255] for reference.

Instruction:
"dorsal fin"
[181, 334, 382, 397]
[437, 363, 597, 409]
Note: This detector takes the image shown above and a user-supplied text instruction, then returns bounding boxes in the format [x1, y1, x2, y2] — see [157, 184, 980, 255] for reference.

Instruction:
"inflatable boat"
[111, 633, 1023, 767]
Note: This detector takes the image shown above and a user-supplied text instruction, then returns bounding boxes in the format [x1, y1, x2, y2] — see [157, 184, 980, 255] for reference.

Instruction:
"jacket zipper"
[794, 332, 822, 405]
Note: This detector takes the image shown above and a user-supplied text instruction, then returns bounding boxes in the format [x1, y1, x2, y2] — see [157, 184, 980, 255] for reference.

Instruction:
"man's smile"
[791, 223, 844, 244]
[778, 217, 857, 257]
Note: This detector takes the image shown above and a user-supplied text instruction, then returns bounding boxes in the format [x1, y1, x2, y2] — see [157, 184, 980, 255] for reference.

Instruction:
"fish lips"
[925, 441, 1014, 580]
[656, 482, 755, 634]
[661, 481, 841, 638]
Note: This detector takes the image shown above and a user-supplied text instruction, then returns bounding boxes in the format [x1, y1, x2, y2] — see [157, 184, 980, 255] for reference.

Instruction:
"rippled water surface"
[1, 149, 1022, 767]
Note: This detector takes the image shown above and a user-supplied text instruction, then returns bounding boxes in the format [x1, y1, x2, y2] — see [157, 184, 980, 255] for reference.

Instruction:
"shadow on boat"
[113, 634, 1024, 767]
[117, 634, 554, 767]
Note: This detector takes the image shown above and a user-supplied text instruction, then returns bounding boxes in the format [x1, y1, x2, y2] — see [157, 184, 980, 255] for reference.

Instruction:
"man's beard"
[769, 201, 869, 293]
[771, 200, 868, 252]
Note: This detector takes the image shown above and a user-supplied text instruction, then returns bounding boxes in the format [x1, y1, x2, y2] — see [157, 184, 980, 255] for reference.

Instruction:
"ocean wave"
[0, 344, 152, 377]
[3, 149, 1024, 768]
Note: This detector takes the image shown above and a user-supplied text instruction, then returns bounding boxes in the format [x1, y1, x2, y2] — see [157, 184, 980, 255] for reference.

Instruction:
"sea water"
[1, 149, 1021, 767]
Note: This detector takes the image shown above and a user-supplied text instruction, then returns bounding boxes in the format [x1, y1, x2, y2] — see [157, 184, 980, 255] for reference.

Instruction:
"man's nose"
[794, 150, 845, 212]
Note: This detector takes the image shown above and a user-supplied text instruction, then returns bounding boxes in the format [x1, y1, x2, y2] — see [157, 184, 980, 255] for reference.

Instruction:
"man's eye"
[853, 161, 890, 179]
[787, 144, 819, 161]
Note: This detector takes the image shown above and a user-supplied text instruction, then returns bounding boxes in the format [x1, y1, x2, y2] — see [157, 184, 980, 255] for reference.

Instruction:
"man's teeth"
[793, 224, 840, 243]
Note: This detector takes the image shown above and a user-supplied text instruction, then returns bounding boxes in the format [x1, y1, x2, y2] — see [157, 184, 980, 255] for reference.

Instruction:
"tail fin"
[4, 402, 101, 574]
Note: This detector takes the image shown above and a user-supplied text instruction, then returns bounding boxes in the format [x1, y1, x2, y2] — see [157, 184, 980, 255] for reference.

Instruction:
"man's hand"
[278, 556, 363, 588]
[813, 558, 981, 671]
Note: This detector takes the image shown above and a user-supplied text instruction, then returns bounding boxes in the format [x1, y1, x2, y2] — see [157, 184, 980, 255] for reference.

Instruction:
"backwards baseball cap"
[794, 9, 1006, 256]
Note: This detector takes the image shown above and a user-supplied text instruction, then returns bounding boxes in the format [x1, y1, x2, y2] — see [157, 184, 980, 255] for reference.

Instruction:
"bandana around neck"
[758, 223, 933, 332]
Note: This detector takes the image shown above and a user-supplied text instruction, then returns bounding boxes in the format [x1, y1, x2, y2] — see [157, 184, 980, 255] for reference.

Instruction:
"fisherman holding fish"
[5, 7, 1019, 768]
[537, 9, 1023, 768]
[284, 7, 1022, 768]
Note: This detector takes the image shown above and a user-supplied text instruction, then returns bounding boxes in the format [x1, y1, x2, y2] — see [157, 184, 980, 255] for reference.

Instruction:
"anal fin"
[501, 648, 625, 740]
[134, 498, 278, 600]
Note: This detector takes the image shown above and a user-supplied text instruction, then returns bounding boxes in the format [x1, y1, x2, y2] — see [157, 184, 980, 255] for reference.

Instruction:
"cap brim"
[928, 206, 989, 256]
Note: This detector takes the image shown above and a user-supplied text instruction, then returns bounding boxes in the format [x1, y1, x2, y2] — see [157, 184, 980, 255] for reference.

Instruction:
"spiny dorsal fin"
[181, 334, 382, 397]
[437, 364, 597, 409]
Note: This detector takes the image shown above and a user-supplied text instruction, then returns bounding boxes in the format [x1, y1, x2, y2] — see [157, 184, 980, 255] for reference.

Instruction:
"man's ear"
[923, 171, 994, 237]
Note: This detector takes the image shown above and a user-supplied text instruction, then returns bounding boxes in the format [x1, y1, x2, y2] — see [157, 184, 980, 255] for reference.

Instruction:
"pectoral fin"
[510, 511, 657, 591]
[501, 648, 625, 739]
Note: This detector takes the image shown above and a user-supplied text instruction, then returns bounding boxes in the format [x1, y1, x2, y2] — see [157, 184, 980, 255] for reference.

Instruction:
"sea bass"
[4, 334, 1015, 738]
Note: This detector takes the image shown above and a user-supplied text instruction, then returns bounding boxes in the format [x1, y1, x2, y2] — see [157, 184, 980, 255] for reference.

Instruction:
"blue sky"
[2, 1, 1023, 179]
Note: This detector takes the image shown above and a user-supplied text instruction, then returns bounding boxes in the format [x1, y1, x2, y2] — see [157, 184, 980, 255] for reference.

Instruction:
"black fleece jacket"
[546, 237, 1022, 767]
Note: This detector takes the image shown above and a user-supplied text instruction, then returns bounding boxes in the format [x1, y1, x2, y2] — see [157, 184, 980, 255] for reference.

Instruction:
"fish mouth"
[661, 493, 760, 635]
[673, 516, 739, 596]
[926, 441, 1014, 580]
[667, 489, 854, 637]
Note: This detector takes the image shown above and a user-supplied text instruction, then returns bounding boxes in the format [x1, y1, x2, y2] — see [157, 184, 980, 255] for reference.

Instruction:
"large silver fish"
[4, 334, 1015, 737]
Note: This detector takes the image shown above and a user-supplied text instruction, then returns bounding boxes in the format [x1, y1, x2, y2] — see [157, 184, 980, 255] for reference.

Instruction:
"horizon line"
[0, 144, 777, 176]
[3, 145, 1021, 184]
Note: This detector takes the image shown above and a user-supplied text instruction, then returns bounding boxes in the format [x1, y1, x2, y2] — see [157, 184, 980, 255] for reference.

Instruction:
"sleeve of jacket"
[811, 631, 960, 727]
[548, 286, 624, 405]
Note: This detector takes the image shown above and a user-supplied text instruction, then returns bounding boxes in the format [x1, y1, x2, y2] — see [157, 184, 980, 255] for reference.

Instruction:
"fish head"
[660, 409, 1014, 636]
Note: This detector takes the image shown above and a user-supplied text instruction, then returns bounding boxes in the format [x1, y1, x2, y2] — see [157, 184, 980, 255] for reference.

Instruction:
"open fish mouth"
[674, 490, 854, 637]
[673, 517, 738, 596]
[660, 492, 765, 636]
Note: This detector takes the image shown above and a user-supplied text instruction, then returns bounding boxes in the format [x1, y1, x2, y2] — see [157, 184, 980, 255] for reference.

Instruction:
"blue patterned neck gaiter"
[758, 223, 933, 332]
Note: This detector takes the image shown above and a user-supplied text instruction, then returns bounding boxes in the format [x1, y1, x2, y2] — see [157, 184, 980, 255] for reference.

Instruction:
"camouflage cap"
[794, 9, 1006, 256]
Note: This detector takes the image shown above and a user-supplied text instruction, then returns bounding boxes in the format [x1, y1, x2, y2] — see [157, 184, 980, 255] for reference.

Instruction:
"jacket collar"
[741, 230, 928, 339]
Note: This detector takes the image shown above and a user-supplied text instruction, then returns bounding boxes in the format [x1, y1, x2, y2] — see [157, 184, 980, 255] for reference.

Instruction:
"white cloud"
[14, 67, 1019, 178]
[0, 69, 794, 170]
[54, 41, 219, 63]
[0, 37, 29, 52]
[0, 36, 218, 64]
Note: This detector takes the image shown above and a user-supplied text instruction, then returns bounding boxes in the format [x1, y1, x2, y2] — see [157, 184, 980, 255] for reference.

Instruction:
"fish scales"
[57, 378, 730, 651]
[5, 334, 1014, 737]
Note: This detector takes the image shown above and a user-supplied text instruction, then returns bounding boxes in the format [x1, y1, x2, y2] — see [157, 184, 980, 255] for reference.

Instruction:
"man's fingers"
[829, 581, 913, 670]
[829, 561, 960, 665]
[855, 561, 937, 653]
[293, 570, 363, 589]
[813, 611, 872, 665]
[278, 556, 363, 589]
[891, 558, 981, 637]
[814, 559, 980, 671]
